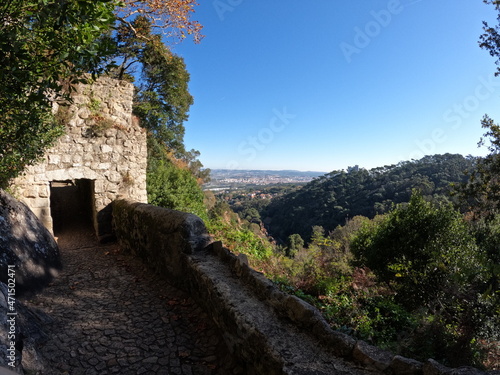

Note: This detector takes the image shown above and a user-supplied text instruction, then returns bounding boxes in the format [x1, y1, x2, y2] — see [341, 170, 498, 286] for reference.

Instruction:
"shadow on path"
[21, 222, 240, 375]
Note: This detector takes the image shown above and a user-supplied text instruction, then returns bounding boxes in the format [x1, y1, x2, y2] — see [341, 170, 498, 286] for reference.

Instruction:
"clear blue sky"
[172, 0, 500, 172]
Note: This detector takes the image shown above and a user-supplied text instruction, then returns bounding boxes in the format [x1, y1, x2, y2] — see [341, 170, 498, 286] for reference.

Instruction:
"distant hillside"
[264, 154, 475, 243]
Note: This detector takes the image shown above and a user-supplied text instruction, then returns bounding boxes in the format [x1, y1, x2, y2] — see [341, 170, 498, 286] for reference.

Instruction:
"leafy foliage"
[111, 15, 208, 182]
[206, 202, 273, 261]
[135, 39, 193, 156]
[459, 115, 500, 218]
[0, 103, 64, 188]
[0, 0, 118, 187]
[146, 137, 206, 219]
[285, 234, 304, 258]
[351, 192, 492, 366]
[352, 192, 485, 310]
[479, 0, 500, 76]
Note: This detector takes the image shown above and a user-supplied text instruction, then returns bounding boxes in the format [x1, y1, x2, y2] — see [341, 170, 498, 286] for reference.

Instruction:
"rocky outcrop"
[0, 189, 61, 296]
[0, 190, 62, 374]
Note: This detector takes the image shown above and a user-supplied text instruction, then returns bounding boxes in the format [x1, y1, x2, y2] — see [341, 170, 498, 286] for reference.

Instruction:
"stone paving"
[21, 224, 241, 375]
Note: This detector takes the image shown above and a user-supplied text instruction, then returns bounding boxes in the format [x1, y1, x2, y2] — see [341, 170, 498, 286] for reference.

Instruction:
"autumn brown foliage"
[117, 0, 203, 43]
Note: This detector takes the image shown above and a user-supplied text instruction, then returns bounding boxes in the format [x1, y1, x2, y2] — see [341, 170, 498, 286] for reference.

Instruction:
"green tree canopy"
[459, 115, 500, 220]
[479, 0, 500, 76]
[0, 0, 118, 186]
[285, 233, 304, 258]
[112, 16, 193, 156]
[265, 154, 473, 243]
[111, 15, 210, 182]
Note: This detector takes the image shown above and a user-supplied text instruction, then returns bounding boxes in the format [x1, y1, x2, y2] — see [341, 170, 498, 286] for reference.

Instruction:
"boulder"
[0, 189, 61, 296]
[0, 281, 51, 374]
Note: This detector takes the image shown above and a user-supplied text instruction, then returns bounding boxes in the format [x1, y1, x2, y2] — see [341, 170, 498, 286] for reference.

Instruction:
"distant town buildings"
[204, 170, 322, 191]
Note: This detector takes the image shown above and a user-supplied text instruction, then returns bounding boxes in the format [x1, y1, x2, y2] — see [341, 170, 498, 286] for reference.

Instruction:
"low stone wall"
[112, 200, 496, 375]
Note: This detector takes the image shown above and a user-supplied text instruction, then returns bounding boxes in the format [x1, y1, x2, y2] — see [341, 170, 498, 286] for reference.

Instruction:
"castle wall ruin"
[11, 76, 148, 240]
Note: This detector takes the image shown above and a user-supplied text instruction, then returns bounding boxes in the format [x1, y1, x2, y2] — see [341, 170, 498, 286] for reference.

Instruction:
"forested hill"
[264, 153, 475, 243]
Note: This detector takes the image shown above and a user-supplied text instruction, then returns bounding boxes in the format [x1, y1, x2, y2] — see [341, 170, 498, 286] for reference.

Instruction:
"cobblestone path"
[21, 225, 241, 375]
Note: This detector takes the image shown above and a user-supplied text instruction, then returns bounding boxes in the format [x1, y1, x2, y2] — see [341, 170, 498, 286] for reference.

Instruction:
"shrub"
[147, 157, 207, 220]
[351, 191, 490, 366]
[351, 192, 485, 310]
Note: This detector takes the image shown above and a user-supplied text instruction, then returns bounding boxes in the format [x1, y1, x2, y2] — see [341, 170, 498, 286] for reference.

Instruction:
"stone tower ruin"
[11, 76, 148, 241]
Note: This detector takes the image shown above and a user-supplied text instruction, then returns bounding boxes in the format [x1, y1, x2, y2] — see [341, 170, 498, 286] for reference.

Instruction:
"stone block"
[34, 174, 47, 183]
[284, 295, 318, 325]
[101, 144, 113, 153]
[94, 180, 106, 194]
[23, 188, 38, 199]
[78, 107, 91, 119]
[83, 153, 93, 162]
[48, 154, 60, 165]
[107, 171, 122, 184]
[390, 355, 423, 375]
[33, 164, 46, 174]
[110, 153, 121, 163]
[113, 145, 123, 154]
[38, 185, 49, 198]
[352, 340, 392, 372]
[29, 197, 50, 209]
[72, 155, 83, 164]
[44, 169, 66, 181]
[98, 163, 111, 170]
[61, 154, 72, 164]
[107, 183, 118, 194]
[69, 144, 83, 154]
[59, 135, 72, 143]
[100, 153, 111, 162]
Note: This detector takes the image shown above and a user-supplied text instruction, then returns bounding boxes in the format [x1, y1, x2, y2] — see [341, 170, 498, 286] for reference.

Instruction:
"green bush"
[206, 215, 273, 260]
[351, 191, 490, 366]
[351, 192, 485, 310]
[147, 157, 207, 220]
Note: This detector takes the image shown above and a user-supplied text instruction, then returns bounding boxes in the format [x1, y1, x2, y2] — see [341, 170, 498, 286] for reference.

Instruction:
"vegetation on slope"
[261, 153, 474, 243]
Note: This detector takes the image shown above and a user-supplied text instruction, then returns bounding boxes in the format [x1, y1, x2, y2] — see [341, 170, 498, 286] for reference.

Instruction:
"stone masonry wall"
[11, 76, 147, 239]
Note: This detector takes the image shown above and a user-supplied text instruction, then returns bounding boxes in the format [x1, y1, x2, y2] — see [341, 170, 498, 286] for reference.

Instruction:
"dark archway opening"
[50, 179, 95, 237]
